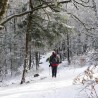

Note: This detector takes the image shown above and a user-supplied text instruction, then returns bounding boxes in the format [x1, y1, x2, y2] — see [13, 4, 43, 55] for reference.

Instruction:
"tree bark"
[35, 51, 39, 70]
[20, 31, 29, 84]
[0, 0, 8, 21]
[29, 45, 32, 70]
[67, 30, 70, 65]
[20, 16, 32, 84]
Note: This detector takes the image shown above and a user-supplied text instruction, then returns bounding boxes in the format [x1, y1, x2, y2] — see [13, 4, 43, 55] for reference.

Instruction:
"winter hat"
[52, 51, 56, 56]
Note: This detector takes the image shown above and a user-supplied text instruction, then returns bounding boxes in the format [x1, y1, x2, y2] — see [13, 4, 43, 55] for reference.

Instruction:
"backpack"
[50, 55, 59, 64]
[56, 55, 60, 64]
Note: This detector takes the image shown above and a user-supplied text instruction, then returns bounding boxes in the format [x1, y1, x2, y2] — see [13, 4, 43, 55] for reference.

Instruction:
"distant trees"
[50, 0, 98, 65]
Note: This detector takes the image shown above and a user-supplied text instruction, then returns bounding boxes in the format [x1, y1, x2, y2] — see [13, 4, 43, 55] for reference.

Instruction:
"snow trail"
[0, 66, 85, 98]
[0, 52, 87, 98]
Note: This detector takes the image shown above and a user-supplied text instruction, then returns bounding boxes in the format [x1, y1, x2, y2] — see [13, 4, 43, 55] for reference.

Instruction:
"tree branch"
[80, 0, 89, 3]
[73, 0, 93, 8]
[0, 0, 71, 25]
[62, 9, 95, 31]
[58, 0, 71, 4]
[1, 11, 32, 25]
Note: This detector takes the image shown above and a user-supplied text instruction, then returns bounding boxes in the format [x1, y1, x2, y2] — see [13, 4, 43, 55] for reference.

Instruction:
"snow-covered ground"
[0, 52, 89, 98]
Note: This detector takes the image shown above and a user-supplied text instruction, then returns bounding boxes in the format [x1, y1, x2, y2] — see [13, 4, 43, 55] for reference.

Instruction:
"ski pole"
[49, 66, 50, 75]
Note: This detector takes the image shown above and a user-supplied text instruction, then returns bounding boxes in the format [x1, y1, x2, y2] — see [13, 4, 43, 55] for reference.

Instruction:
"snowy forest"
[0, 0, 98, 98]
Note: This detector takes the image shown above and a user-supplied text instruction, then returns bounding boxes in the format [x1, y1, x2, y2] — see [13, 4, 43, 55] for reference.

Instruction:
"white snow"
[0, 52, 90, 98]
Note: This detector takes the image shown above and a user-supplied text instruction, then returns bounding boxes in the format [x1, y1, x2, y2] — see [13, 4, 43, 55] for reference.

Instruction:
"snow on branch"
[73, 0, 93, 8]
[0, 25, 4, 30]
[80, 0, 89, 3]
[61, 9, 95, 32]
[0, 0, 71, 26]
[62, 23, 74, 29]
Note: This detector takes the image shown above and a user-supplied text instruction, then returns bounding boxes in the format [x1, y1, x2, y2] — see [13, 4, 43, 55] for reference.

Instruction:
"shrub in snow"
[71, 55, 86, 67]
[73, 65, 98, 98]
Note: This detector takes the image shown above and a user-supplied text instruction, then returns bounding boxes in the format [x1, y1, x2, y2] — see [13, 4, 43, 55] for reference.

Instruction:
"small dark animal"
[34, 74, 39, 77]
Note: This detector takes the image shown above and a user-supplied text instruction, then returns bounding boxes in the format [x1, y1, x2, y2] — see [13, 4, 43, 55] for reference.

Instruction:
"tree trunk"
[21, 0, 33, 84]
[29, 45, 32, 70]
[38, 52, 41, 64]
[4, 27, 8, 76]
[67, 31, 70, 65]
[35, 51, 39, 70]
[20, 16, 32, 84]
[9, 40, 13, 76]
[20, 32, 29, 84]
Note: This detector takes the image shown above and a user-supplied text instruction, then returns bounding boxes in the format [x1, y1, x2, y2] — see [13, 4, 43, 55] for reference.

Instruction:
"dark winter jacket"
[49, 54, 59, 67]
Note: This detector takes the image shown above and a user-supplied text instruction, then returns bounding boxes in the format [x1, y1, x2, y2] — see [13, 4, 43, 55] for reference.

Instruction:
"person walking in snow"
[49, 51, 60, 77]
